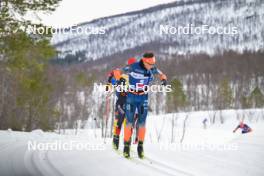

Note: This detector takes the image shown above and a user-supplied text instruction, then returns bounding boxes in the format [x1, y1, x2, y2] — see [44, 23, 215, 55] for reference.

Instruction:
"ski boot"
[123, 141, 131, 158]
[137, 141, 144, 159]
[112, 135, 119, 150]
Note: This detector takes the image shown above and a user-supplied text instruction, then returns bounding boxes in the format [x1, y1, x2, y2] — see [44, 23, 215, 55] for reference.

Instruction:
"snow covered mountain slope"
[0, 109, 263, 176]
[51, 0, 264, 61]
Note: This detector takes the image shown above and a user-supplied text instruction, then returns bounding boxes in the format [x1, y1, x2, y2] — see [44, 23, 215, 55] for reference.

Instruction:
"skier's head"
[239, 122, 244, 127]
[127, 57, 137, 65]
[142, 52, 155, 70]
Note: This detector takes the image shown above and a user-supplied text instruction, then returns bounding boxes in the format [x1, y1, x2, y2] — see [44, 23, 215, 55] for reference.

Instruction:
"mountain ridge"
[51, 0, 264, 62]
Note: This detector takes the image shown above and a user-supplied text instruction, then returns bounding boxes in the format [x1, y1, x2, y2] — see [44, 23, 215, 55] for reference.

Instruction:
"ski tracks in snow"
[132, 155, 195, 176]
[115, 149, 195, 176]
[0, 140, 63, 176]
[1, 126, 264, 176]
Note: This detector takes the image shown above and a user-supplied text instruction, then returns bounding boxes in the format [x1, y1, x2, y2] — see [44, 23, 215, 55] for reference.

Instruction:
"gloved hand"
[161, 79, 167, 86]
[105, 83, 111, 91]
[118, 77, 126, 85]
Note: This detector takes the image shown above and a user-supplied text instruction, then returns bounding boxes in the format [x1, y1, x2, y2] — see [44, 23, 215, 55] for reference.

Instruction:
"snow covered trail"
[0, 127, 263, 176]
[0, 132, 189, 176]
[145, 129, 264, 176]
[0, 112, 264, 176]
[0, 133, 65, 176]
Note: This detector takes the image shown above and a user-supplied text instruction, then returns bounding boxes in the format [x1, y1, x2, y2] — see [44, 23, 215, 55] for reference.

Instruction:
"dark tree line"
[160, 50, 264, 111]
[44, 50, 264, 131]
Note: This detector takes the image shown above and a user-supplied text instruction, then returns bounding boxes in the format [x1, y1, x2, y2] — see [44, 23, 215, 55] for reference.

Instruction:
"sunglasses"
[145, 62, 155, 66]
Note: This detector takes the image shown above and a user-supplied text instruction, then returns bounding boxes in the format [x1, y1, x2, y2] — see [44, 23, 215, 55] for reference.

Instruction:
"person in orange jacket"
[107, 58, 137, 150]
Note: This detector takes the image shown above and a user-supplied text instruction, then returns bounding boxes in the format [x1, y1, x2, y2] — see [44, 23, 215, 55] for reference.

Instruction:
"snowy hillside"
[0, 109, 263, 176]
[52, 0, 264, 61]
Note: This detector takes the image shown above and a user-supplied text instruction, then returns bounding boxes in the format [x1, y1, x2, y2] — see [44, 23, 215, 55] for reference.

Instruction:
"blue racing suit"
[119, 60, 167, 142]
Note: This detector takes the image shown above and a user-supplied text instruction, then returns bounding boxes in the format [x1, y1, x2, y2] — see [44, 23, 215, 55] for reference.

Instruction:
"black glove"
[105, 83, 111, 91]
[118, 78, 126, 85]
[161, 79, 167, 86]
